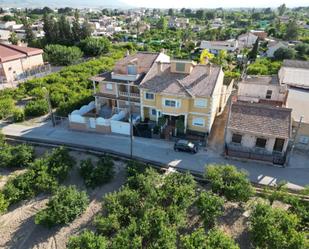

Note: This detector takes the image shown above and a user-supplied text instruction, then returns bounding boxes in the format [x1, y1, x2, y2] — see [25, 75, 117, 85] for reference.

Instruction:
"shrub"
[249, 203, 308, 249]
[0, 144, 34, 168]
[180, 228, 239, 249]
[67, 230, 108, 249]
[126, 160, 148, 178]
[24, 99, 49, 117]
[0, 192, 9, 214]
[205, 165, 254, 202]
[80, 157, 114, 188]
[206, 228, 240, 249]
[2, 147, 73, 206]
[0, 146, 13, 168]
[10, 144, 34, 168]
[274, 47, 296, 60]
[180, 228, 207, 249]
[35, 186, 89, 227]
[0, 97, 14, 120]
[45, 146, 75, 182]
[44, 44, 83, 66]
[12, 108, 25, 122]
[196, 191, 224, 228]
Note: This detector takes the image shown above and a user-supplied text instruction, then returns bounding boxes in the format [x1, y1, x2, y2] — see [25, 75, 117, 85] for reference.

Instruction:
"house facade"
[0, 43, 44, 83]
[226, 102, 292, 165]
[140, 60, 230, 135]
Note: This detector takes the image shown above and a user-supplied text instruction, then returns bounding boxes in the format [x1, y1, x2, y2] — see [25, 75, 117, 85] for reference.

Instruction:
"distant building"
[266, 41, 289, 58]
[238, 32, 258, 47]
[0, 44, 44, 83]
[200, 39, 239, 54]
[168, 17, 190, 29]
[237, 75, 288, 106]
[0, 29, 11, 43]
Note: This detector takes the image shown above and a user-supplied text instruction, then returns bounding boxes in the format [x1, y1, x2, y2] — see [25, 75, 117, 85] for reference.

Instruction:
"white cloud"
[123, 0, 309, 8]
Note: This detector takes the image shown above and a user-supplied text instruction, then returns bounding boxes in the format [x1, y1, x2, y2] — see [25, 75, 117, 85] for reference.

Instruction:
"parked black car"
[174, 140, 198, 154]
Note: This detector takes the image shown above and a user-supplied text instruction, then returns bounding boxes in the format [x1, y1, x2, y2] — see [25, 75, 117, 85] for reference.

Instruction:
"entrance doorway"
[273, 138, 285, 152]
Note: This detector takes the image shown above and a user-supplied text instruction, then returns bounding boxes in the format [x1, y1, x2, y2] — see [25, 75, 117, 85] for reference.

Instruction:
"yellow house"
[140, 60, 227, 135]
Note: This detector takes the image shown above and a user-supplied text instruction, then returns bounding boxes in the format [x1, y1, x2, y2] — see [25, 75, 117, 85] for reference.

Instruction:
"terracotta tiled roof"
[113, 52, 159, 75]
[0, 43, 43, 63]
[228, 102, 291, 139]
[140, 63, 221, 97]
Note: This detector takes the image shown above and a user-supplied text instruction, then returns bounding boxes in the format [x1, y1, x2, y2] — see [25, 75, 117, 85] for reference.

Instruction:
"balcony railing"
[119, 91, 140, 98]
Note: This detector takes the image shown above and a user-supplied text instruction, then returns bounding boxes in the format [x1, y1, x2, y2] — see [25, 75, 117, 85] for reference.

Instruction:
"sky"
[123, 0, 309, 8]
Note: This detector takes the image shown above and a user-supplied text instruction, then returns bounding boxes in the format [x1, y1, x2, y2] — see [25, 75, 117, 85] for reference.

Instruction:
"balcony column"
[141, 106, 145, 121]
[184, 114, 188, 134]
[156, 109, 159, 124]
[115, 84, 119, 97]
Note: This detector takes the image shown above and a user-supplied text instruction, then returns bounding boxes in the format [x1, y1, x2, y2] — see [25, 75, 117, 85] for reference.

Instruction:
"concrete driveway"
[1, 121, 309, 190]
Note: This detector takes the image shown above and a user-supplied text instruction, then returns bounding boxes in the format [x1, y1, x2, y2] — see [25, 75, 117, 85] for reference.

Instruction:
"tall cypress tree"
[248, 37, 259, 61]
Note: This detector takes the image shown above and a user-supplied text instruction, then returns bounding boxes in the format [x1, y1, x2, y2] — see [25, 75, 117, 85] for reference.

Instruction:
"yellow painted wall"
[187, 114, 210, 133]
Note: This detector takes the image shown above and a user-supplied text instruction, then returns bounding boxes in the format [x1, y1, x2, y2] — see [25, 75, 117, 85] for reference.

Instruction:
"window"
[266, 90, 272, 99]
[299, 136, 309, 145]
[164, 99, 180, 108]
[106, 83, 113, 90]
[232, 133, 242, 144]
[192, 117, 205, 127]
[145, 92, 154, 100]
[175, 62, 185, 72]
[151, 109, 157, 116]
[194, 99, 207, 108]
[256, 138, 267, 148]
[127, 64, 137, 75]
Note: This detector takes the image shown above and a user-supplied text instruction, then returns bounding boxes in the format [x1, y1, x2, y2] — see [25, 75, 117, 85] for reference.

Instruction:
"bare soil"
[0, 150, 127, 249]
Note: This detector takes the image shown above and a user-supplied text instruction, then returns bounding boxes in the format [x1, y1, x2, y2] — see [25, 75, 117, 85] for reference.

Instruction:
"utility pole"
[127, 81, 133, 158]
[42, 87, 55, 127]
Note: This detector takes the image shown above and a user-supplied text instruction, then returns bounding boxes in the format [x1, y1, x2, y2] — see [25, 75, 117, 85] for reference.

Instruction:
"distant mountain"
[0, 0, 131, 9]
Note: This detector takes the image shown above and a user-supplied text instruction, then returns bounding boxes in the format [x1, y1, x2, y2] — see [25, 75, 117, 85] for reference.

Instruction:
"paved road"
[1, 122, 309, 190]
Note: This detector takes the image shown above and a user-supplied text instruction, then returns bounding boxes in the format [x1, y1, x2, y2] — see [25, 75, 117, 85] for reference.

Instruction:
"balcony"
[119, 91, 140, 98]
[111, 72, 140, 82]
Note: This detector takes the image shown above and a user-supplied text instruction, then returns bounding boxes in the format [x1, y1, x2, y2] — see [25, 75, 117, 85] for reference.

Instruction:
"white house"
[200, 39, 239, 54]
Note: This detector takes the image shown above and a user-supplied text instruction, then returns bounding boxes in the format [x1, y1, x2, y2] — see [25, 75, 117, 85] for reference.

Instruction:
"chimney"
[207, 64, 212, 75]
[204, 57, 209, 65]
[126, 50, 130, 57]
[157, 61, 163, 74]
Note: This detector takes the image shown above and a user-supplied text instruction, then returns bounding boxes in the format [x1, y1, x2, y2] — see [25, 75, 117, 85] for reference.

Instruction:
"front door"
[273, 138, 285, 152]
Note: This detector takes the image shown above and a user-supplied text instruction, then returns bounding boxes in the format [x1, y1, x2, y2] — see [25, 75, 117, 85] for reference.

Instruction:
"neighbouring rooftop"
[240, 75, 279, 85]
[282, 59, 309, 70]
[0, 43, 43, 63]
[228, 102, 292, 139]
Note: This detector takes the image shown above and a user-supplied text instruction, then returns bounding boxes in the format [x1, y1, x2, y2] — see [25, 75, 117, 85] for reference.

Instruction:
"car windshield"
[188, 142, 194, 148]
